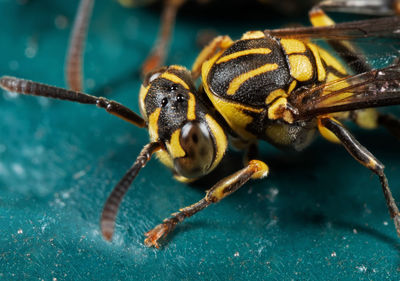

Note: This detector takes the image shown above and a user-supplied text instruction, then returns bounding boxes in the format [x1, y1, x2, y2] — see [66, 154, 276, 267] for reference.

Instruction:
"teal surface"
[1, 1, 400, 280]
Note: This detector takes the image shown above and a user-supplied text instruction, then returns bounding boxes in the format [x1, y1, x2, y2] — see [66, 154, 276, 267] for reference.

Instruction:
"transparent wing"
[289, 63, 400, 120]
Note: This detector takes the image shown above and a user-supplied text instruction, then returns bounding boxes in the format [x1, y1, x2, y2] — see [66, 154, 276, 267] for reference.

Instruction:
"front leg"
[144, 159, 269, 248]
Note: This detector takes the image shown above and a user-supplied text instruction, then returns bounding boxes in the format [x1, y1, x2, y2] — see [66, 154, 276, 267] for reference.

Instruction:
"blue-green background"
[1, 0, 400, 280]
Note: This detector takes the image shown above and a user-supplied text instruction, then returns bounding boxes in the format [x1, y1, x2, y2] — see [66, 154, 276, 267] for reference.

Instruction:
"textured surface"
[1, 1, 400, 280]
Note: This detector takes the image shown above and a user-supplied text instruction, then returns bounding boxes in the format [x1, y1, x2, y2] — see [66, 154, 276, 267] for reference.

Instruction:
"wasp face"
[138, 65, 227, 179]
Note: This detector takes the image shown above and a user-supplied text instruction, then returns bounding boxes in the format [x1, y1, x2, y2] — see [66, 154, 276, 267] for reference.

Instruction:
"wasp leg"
[319, 117, 400, 237]
[0, 76, 146, 128]
[141, 0, 186, 75]
[65, 0, 94, 91]
[308, 7, 371, 73]
[144, 159, 269, 248]
[191, 35, 233, 79]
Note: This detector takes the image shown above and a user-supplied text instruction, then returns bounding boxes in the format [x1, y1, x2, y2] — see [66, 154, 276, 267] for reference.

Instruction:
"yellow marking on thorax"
[160, 72, 189, 89]
[268, 97, 294, 123]
[148, 108, 161, 141]
[216, 48, 271, 64]
[288, 55, 313, 82]
[205, 114, 228, 172]
[307, 43, 326, 81]
[167, 129, 186, 158]
[227, 63, 278, 95]
[280, 39, 306, 54]
[318, 48, 347, 75]
[241, 31, 265, 40]
[139, 84, 150, 120]
[187, 92, 196, 120]
[322, 73, 352, 101]
[206, 93, 261, 140]
[288, 80, 297, 94]
[265, 89, 287, 104]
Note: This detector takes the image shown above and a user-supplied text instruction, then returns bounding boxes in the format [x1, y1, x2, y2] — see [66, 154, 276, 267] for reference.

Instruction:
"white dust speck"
[331, 251, 337, 257]
[54, 15, 68, 30]
[356, 265, 367, 273]
[11, 163, 25, 177]
[4, 91, 19, 99]
[266, 187, 279, 203]
[17, 229, 23, 234]
[53, 278, 57, 281]
[8, 60, 19, 71]
[25, 46, 37, 58]
[383, 221, 388, 226]
[73, 170, 87, 180]
[234, 252, 240, 257]
[353, 228, 358, 234]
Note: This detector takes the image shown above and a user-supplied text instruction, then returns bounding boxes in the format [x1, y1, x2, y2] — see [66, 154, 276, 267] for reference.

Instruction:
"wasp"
[1, 8, 400, 248]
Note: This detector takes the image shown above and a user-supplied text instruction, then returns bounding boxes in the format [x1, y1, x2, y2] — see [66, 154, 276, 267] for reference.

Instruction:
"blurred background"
[0, 0, 400, 280]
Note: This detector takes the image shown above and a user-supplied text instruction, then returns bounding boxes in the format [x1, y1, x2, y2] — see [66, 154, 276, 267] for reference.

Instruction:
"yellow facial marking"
[187, 92, 196, 121]
[241, 31, 265, 40]
[265, 89, 287, 105]
[227, 63, 278, 95]
[288, 55, 313, 82]
[139, 84, 150, 119]
[288, 80, 297, 94]
[161, 72, 189, 89]
[148, 108, 161, 141]
[205, 114, 228, 172]
[155, 149, 173, 169]
[167, 129, 186, 158]
[318, 118, 341, 144]
[216, 48, 272, 64]
[307, 43, 326, 81]
[280, 39, 306, 54]
[318, 48, 347, 75]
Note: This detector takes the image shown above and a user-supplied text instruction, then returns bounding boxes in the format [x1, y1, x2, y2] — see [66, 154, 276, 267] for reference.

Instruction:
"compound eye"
[173, 121, 215, 178]
[143, 66, 167, 87]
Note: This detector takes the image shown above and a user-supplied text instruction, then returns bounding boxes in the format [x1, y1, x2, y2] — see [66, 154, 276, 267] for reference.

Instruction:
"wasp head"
[138, 65, 227, 180]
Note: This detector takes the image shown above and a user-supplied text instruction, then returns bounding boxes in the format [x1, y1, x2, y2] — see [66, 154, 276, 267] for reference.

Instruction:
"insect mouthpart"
[171, 121, 215, 179]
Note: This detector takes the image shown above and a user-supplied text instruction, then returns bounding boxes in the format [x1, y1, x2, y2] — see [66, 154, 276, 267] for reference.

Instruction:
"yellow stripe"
[216, 48, 271, 64]
[205, 114, 228, 172]
[227, 63, 278, 95]
[187, 92, 196, 121]
[138, 84, 150, 119]
[160, 72, 189, 89]
[307, 43, 326, 81]
[280, 39, 306, 55]
[167, 129, 186, 158]
[148, 108, 161, 142]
